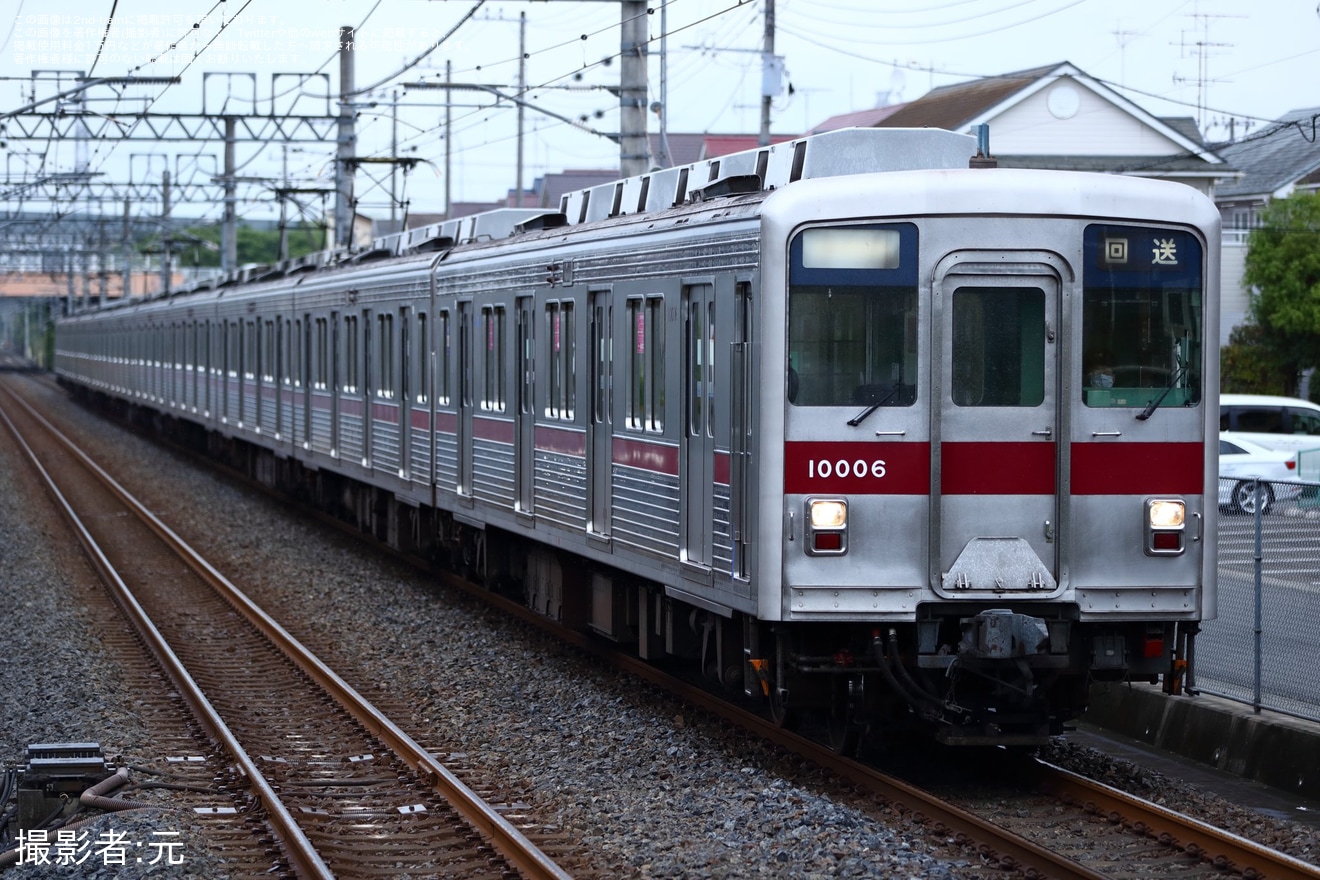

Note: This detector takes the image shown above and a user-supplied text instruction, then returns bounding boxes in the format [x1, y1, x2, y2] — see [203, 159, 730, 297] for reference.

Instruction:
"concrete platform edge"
[1082, 682, 1320, 800]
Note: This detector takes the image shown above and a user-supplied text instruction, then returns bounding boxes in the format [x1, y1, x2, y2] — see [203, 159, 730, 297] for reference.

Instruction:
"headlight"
[1145, 498, 1186, 556]
[809, 499, 847, 529]
[805, 498, 848, 556]
[1148, 499, 1185, 528]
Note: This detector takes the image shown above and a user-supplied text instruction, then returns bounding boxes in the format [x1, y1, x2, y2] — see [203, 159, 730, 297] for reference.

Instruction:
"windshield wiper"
[1135, 365, 1187, 421]
[848, 385, 900, 427]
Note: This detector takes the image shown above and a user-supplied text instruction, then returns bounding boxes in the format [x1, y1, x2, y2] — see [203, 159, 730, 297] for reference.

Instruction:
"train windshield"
[1081, 224, 1204, 410]
[786, 223, 918, 407]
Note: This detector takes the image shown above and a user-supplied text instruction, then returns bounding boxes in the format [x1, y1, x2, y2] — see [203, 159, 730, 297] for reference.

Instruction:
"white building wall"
[1219, 234, 1250, 348]
[987, 82, 1187, 156]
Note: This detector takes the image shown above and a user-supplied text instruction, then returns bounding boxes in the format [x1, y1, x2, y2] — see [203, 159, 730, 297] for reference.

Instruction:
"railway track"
[475, 580, 1320, 879]
[0, 377, 578, 879]
[7, 370, 1318, 878]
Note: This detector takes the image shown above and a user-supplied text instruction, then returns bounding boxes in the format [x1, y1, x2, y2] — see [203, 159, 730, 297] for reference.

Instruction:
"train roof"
[91, 128, 977, 307]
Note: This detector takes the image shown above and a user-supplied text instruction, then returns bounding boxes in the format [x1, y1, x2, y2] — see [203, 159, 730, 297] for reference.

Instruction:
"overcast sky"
[3, 0, 1319, 225]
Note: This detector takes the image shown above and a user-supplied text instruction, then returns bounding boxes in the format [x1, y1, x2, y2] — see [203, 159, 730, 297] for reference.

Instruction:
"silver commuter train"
[55, 128, 1220, 749]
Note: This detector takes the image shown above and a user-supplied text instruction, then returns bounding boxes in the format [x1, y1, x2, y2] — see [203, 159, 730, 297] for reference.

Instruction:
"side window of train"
[437, 310, 451, 406]
[289, 319, 301, 387]
[415, 312, 428, 405]
[481, 305, 507, 412]
[313, 318, 328, 390]
[546, 300, 575, 421]
[626, 295, 665, 432]
[344, 314, 359, 393]
[263, 319, 276, 383]
[377, 312, 394, 399]
[245, 320, 257, 380]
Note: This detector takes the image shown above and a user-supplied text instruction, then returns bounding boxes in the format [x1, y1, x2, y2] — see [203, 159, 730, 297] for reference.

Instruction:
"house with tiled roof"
[865, 62, 1232, 195]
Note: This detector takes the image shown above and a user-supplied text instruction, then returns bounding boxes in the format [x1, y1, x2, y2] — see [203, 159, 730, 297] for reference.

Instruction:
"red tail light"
[1152, 532, 1182, 551]
[814, 532, 843, 552]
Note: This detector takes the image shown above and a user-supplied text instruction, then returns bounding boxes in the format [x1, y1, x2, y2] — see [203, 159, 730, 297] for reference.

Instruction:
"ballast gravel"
[1, 374, 1316, 877]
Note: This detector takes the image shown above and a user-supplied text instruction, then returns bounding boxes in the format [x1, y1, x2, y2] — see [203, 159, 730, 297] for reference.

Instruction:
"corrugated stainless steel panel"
[611, 467, 680, 556]
[310, 408, 332, 452]
[260, 396, 277, 433]
[473, 438, 515, 506]
[434, 433, 458, 488]
[281, 397, 297, 441]
[373, 421, 400, 473]
[339, 415, 363, 460]
[410, 430, 432, 481]
[534, 449, 588, 530]
[712, 487, 733, 575]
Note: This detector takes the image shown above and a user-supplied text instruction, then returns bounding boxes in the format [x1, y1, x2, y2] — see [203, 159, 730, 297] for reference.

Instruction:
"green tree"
[1220, 320, 1293, 393]
[1241, 190, 1320, 396]
[172, 223, 326, 268]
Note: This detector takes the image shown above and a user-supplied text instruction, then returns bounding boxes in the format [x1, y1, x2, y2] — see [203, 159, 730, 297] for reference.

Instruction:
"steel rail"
[0, 383, 571, 880]
[0, 385, 335, 880]
[1030, 759, 1320, 880]
[441, 579, 1109, 880]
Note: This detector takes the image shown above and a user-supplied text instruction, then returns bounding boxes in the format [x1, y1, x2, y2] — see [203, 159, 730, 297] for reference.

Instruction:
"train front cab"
[759, 172, 1219, 746]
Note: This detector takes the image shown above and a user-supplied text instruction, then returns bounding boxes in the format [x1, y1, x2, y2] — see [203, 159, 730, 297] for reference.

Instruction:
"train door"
[682, 281, 717, 573]
[399, 307, 412, 481]
[515, 295, 535, 516]
[588, 289, 613, 538]
[729, 280, 753, 582]
[457, 300, 474, 498]
[362, 308, 373, 467]
[331, 311, 341, 456]
[932, 261, 1061, 596]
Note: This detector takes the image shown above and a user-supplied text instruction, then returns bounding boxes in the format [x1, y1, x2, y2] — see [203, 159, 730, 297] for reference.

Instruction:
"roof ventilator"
[692, 174, 763, 202]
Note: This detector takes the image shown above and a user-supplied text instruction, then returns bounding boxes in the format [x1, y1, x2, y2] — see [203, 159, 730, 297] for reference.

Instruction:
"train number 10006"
[807, 458, 887, 480]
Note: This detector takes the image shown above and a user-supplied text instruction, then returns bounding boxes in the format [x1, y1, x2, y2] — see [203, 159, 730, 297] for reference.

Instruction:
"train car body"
[55, 128, 1220, 748]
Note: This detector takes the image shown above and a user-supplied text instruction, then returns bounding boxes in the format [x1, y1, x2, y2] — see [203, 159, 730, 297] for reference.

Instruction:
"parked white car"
[1218, 435, 1304, 515]
[1220, 393, 1320, 453]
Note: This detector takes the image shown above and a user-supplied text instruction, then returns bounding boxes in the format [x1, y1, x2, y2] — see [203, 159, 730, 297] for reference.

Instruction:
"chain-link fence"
[1193, 476, 1320, 723]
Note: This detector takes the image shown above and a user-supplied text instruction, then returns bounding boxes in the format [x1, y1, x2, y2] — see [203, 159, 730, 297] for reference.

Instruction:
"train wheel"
[827, 716, 863, 756]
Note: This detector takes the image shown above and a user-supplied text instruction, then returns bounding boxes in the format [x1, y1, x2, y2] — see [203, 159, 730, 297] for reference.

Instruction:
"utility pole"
[656, 1, 671, 168]
[512, 11, 526, 208]
[336, 26, 356, 249]
[122, 198, 132, 300]
[223, 116, 237, 272]
[445, 60, 452, 217]
[161, 169, 172, 296]
[97, 217, 108, 306]
[760, 0, 775, 146]
[390, 90, 399, 223]
[619, 1, 649, 176]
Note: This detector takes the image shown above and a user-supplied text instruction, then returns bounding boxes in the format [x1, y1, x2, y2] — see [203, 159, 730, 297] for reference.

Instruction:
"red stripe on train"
[941, 442, 1056, 495]
[535, 424, 586, 456]
[1070, 442, 1204, 494]
[613, 436, 679, 476]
